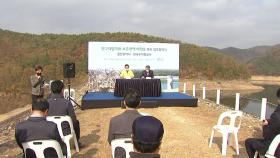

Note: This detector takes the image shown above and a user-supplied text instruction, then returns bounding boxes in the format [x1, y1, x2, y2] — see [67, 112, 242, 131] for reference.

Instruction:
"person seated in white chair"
[130, 116, 164, 158]
[47, 80, 82, 147]
[108, 88, 142, 157]
[245, 88, 280, 158]
[15, 98, 67, 157]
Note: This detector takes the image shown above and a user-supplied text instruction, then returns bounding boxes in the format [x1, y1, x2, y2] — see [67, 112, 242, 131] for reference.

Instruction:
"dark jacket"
[262, 105, 280, 154]
[140, 70, 154, 78]
[108, 110, 142, 144]
[15, 117, 67, 157]
[47, 94, 77, 122]
[30, 75, 45, 96]
[47, 94, 79, 137]
[129, 152, 160, 158]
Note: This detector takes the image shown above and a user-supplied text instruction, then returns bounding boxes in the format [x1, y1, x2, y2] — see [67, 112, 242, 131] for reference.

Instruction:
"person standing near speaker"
[30, 65, 45, 103]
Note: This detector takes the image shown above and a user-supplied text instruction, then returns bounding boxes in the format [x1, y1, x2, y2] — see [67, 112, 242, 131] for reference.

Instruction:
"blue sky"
[0, 0, 280, 48]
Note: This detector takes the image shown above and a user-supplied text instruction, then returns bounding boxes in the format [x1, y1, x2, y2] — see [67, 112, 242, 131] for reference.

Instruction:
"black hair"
[35, 65, 43, 71]
[132, 137, 161, 153]
[32, 98, 49, 112]
[51, 80, 64, 94]
[146, 65, 150, 69]
[124, 88, 141, 108]
[125, 64, 129, 68]
[277, 88, 280, 98]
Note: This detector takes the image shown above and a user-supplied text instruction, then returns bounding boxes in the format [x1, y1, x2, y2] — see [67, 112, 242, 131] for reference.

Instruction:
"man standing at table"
[120, 64, 134, 79]
[140, 65, 154, 79]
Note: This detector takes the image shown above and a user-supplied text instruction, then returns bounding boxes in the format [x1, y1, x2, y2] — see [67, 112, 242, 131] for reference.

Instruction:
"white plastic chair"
[22, 140, 65, 158]
[209, 110, 243, 156]
[63, 89, 75, 100]
[139, 112, 150, 116]
[254, 134, 280, 158]
[63, 89, 76, 106]
[111, 138, 134, 158]
[47, 116, 79, 158]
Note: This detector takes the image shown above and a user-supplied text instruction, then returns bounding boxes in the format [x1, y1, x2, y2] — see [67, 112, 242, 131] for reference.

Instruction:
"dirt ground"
[0, 99, 263, 158]
[179, 79, 264, 91]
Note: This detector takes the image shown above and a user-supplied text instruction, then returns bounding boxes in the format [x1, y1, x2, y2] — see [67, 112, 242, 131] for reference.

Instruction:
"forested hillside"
[248, 46, 280, 75]
[206, 44, 280, 75]
[0, 28, 249, 113]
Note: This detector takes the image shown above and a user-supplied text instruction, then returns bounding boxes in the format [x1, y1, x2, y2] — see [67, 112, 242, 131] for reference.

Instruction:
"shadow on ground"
[0, 139, 22, 158]
[0, 140, 17, 153]
[72, 129, 101, 157]
[209, 136, 247, 157]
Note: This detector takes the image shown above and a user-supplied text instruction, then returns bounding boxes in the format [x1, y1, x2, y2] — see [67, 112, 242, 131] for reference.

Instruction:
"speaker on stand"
[63, 63, 75, 78]
[63, 63, 81, 109]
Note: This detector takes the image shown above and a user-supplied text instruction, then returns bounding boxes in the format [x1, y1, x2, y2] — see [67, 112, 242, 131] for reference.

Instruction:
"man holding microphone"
[30, 65, 45, 103]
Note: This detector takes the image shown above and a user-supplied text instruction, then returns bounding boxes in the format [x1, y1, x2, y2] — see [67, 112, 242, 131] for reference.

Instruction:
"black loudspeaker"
[63, 63, 75, 78]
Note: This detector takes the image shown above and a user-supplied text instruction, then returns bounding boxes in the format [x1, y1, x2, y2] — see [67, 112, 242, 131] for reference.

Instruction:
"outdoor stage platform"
[81, 92, 198, 109]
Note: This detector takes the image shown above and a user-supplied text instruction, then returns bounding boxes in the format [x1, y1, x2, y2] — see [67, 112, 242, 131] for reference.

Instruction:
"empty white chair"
[209, 110, 243, 156]
[64, 88, 75, 100]
[254, 133, 280, 158]
[47, 116, 79, 158]
[63, 88, 76, 106]
[22, 140, 65, 158]
[111, 138, 134, 158]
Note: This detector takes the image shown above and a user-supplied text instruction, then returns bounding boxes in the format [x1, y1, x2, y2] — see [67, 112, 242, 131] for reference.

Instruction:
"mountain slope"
[0, 28, 249, 113]
[206, 45, 272, 63]
[248, 46, 280, 75]
[206, 44, 280, 75]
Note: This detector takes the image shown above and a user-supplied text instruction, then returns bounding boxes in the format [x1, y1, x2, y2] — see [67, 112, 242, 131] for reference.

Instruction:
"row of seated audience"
[25, 65, 280, 157]
[15, 81, 164, 158]
[15, 80, 81, 157]
[16, 77, 280, 158]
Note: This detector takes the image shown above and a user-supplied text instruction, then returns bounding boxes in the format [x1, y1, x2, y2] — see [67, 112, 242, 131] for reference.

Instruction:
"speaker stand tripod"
[67, 78, 81, 109]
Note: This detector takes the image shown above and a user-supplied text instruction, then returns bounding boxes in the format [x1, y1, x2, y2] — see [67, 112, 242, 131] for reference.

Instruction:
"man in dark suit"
[140, 65, 154, 79]
[47, 80, 81, 146]
[245, 88, 280, 158]
[130, 116, 164, 158]
[108, 89, 142, 144]
[15, 98, 67, 157]
[108, 89, 142, 158]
